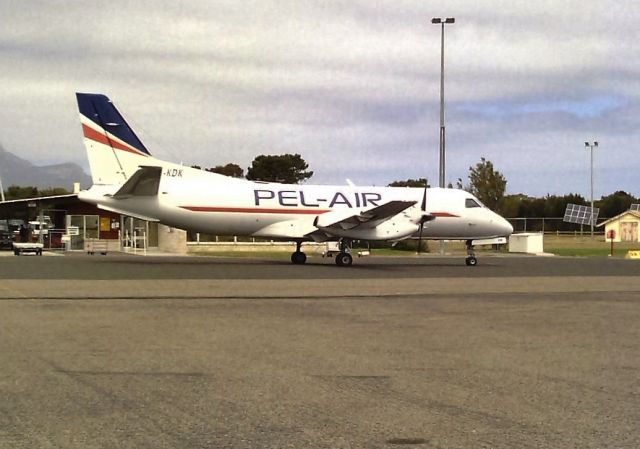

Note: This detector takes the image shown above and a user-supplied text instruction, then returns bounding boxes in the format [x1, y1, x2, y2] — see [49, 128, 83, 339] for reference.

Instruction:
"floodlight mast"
[432, 17, 455, 188]
[584, 141, 599, 236]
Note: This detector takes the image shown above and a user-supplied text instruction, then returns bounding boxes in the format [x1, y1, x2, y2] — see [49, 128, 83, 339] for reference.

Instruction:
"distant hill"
[0, 143, 91, 190]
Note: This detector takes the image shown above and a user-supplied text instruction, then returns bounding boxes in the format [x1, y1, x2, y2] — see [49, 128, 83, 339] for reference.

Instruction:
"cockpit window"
[465, 198, 481, 208]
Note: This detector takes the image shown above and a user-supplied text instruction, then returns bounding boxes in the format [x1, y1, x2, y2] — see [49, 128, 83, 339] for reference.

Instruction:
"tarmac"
[0, 252, 639, 448]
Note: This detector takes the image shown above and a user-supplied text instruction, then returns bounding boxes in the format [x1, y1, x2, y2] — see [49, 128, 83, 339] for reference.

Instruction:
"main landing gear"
[465, 239, 478, 266]
[334, 239, 353, 267]
[291, 241, 307, 265]
[291, 239, 354, 266]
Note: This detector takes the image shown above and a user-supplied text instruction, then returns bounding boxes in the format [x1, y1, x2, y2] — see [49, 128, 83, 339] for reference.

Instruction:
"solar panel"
[563, 203, 599, 225]
[630, 204, 640, 211]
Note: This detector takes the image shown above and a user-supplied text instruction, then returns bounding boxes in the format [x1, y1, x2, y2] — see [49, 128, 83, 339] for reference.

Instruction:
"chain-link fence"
[506, 217, 607, 235]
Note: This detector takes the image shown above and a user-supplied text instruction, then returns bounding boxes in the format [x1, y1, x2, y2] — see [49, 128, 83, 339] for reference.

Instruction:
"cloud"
[0, 0, 639, 197]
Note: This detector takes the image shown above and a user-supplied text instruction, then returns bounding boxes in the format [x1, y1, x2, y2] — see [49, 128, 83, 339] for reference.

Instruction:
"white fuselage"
[80, 162, 513, 242]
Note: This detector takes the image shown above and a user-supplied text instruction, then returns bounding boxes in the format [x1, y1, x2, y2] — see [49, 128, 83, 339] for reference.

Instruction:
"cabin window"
[465, 198, 481, 208]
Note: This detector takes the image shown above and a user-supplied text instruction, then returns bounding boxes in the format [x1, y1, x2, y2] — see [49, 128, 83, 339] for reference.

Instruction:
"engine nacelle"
[318, 217, 419, 241]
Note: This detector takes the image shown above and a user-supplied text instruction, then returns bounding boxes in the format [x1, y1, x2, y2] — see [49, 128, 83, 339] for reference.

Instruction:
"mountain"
[0, 143, 91, 191]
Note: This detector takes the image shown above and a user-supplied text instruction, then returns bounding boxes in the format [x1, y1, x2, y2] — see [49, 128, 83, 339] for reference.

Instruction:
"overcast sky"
[1, 0, 638, 198]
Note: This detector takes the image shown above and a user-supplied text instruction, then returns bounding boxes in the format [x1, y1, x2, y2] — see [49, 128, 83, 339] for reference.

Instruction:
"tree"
[596, 191, 638, 218]
[207, 163, 244, 178]
[467, 157, 507, 213]
[41, 187, 71, 197]
[387, 178, 428, 188]
[5, 186, 40, 200]
[246, 154, 313, 184]
[4, 185, 70, 201]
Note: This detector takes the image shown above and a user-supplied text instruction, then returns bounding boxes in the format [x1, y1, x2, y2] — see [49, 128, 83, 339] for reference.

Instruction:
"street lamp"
[432, 17, 455, 188]
[584, 141, 599, 236]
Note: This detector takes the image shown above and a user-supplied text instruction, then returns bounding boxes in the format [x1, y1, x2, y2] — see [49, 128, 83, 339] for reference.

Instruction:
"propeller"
[417, 183, 427, 254]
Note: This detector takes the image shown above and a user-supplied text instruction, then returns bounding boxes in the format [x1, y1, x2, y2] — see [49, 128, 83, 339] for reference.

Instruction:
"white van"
[29, 218, 52, 237]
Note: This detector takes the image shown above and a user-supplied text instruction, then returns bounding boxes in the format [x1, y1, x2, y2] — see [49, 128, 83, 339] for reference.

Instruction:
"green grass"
[551, 248, 618, 257]
[543, 235, 639, 257]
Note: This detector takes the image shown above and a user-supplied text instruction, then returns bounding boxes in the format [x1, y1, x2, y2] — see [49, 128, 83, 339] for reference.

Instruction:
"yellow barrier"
[626, 250, 640, 259]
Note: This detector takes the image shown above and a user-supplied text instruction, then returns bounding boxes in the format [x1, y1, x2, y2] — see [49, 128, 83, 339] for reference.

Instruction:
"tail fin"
[76, 93, 152, 185]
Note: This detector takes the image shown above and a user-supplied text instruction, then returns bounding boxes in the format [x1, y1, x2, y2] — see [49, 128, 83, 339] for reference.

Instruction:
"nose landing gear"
[465, 240, 478, 266]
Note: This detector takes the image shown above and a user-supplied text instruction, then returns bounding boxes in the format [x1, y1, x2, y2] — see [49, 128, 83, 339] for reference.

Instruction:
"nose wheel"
[465, 240, 478, 266]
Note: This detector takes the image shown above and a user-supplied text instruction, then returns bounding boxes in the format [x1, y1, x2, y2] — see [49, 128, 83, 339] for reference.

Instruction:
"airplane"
[76, 93, 513, 266]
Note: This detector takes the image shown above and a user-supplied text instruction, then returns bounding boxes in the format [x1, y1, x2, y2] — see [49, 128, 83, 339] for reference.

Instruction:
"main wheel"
[335, 252, 353, 267]
[291, 251, 307, 265]
[465, 256, 478, 266]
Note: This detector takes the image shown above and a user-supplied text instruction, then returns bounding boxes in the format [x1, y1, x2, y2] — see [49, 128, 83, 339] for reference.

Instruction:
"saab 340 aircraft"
[76, 93, 513, 266]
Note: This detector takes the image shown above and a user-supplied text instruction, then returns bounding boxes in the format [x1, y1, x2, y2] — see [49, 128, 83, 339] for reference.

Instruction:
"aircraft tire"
[465, 256, 477, 266]
[291, 251, 307, 265]
[335, 252, 353, 267]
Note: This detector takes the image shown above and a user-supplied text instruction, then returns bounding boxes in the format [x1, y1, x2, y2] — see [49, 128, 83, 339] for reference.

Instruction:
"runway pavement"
[0, 253, 639, 448]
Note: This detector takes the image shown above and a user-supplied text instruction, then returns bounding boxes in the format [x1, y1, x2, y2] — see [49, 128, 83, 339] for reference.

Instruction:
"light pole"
[584, 141, 598, 236]
[431, 17, 455, 188]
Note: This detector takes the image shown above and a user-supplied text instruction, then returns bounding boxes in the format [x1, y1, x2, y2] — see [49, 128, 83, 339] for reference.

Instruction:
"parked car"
[0, 231, 15, 250]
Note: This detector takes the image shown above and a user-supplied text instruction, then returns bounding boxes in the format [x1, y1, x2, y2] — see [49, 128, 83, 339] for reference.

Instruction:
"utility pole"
[431, 17, 455, 188]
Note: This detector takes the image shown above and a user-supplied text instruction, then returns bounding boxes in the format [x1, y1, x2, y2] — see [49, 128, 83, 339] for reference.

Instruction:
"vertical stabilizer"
[76, 93, 152, 185]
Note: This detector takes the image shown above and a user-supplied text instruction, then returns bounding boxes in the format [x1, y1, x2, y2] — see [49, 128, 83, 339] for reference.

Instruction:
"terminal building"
[0, 187, 186, 253]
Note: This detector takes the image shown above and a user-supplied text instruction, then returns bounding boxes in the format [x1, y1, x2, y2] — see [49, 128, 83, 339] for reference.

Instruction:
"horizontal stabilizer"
[315, 200, 416, 231]
[113, 166, 162, 198]
[97, 204, 159, 222]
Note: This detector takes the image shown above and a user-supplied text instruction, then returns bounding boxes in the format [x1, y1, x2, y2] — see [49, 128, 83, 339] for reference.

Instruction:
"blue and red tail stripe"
[76, 93, 151, 156]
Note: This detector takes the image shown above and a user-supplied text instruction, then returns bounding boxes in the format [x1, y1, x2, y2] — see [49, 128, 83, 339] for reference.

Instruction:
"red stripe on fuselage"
[181, 206, 457, 217]
[180, 206, 330, 215]
[431, 212, 459, 217]
[82, 123, 148, 156]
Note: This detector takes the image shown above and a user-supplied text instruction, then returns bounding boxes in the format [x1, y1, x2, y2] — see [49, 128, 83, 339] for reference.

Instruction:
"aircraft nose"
[501, 217, 514, 236]
[490, 213, 513, 236]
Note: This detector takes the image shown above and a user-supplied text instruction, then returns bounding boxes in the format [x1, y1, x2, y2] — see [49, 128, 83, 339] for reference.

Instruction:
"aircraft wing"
[314, 200, 417, 232]
[96, 204, 159, 222]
